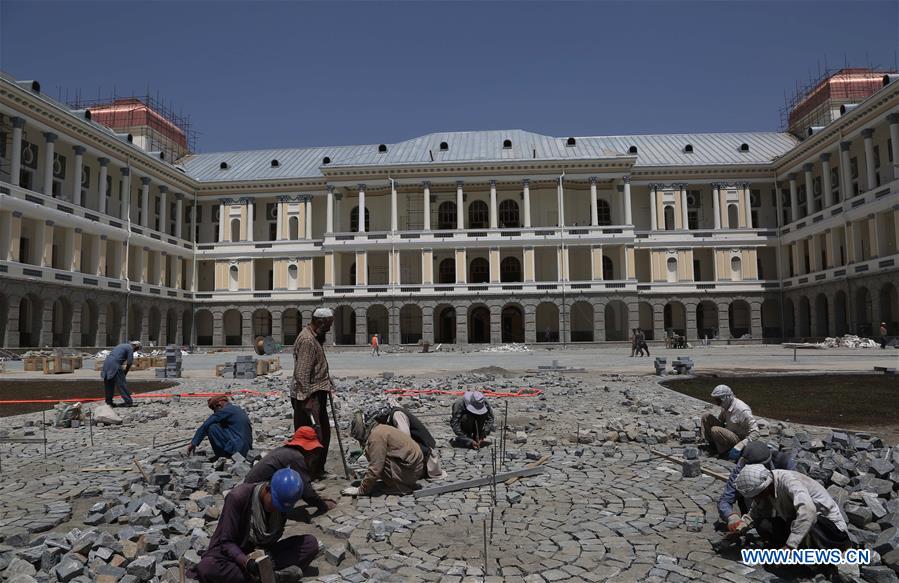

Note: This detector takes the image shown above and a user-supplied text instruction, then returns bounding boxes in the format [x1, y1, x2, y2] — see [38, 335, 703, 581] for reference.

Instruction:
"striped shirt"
[291, 326, 333, 401]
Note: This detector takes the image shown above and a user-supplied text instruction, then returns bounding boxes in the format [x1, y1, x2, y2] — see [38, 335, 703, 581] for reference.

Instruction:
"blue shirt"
[101, 343, 134, 380]
[718, 452, 797, 521]
[191, 403, 253, 457]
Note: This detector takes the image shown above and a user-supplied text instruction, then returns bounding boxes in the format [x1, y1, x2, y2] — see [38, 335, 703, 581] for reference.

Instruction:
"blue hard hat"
[269, 468, 304, 513]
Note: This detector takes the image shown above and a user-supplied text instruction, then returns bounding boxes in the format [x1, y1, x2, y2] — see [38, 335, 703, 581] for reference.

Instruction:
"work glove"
[341, 486, 360, 497]
[245, 559, 260, 578]
[726, 514, 745, 533]
[726, 448, 741, 461]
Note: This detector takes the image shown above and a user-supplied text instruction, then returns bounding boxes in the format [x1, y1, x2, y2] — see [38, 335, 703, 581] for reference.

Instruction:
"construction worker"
[291, 307, 335, 478]
[342, 410, 423, 496]
[368, 403, 445, 479]
[194, 468, 318, 583]
[100, 340, 141, 407]
[244, 426, 337, 516]
[370, 333, 380, 356]
[187, 396, 253, 459]
[450, 391, 495, 449]
[734, 464, 857, 581]
[717, 442, 796, 531]
[701, 385, 759, 460]
[880, 321, 889, 349]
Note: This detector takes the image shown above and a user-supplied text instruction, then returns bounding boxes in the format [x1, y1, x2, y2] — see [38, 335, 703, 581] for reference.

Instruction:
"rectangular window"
[20, 169, 33, 190]
[269, 223, 277, 240]
[850, 157, 859, 195]
[830, 168, 840, 201]
[812, 176, 821, 196]
[688, 210, 698, 230]
[751, 210, 758, 228]
[889, 139, 893, 162]
[750, 189, 761, 207]
[873, 145, 880, 168]
[0, 131, 6, 159]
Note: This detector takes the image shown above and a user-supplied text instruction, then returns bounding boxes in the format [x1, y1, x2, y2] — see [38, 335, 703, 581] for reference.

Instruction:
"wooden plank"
[649, 448, 730, 481]
[414, 466, 544, 498]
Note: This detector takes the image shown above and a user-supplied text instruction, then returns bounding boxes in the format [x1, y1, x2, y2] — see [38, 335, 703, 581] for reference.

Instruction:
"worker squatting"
[102, 309, 868, 583]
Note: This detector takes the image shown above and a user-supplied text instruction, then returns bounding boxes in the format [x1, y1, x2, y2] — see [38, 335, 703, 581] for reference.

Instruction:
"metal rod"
[482, 520, 488, 578]
[328, 392, 352, 480]
[42, 410, 47, 459]
[88, 412, 94, 447]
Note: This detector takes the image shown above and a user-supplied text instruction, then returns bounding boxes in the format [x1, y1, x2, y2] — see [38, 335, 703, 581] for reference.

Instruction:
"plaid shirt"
[291, 326, 333, 401]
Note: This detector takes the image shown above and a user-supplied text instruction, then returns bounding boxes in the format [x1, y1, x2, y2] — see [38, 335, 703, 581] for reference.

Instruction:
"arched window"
[731, 256, 743, 281]
[597, 199, 612, 226]
[228, 265, 239, 291]
[498, 200, 520, 228]
[289, 216, 299, 240]
[727, 204, 739, 228]
[438, 258, 455, 284]
[468, 201, 489, 229]
[663, 206, 675, 230]
[437, 201, 457, 230]
[469, 258, 489, 283]
[602, 256, 614, 280]
[287, 264, 298, 290]
[666, 257, 678, 283]
[350, 206, 370, 232]
[500, 257, 522, 282]
[230, 218, 240, 242]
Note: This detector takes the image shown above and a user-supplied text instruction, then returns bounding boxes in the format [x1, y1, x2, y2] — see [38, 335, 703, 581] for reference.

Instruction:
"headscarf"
[735, 464, 773, 499]
[351, 410, 374, 444]
[711, 385, 734, 410]
[207, 395, 229, 410]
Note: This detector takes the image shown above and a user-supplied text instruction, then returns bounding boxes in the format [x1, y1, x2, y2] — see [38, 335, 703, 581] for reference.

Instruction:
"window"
[727, 204, 739, 228]
[437, 201, 457, 230]
[378, 144, 387, 153]
[666, 257, 677, 283]
[740, 143, 749, 152]
[438, 258, 455, 284]
[500, 257, 522, 282]
[502, 139, 512, 149]
[873, 145, 881, 186]
[469, 258, 489, 283]
[228, 266, 239, 291]
[597, 200, 611, 226]
[468, 201, 488, 229]
[349, 262, 356, 286]
[230, 218, 240, 242]
[566, 137, 576, 147]
[602, 256, 614, 280]
[850, 157, 859, 195]
[350, 206, 370, 232]
[684, 144, 693, 153]
[498, 200, 520, 228]
[628, 146, 638, 154]
[663, 205, 675, 230]
[439, 141, 448, 151]
[830, 167, 841, 202]
[289, 216, 299, 240]
[812, 177, 822, 212]
[688, 210, 699, 230]
[888, 139, 893, 162]
[288, 264, 298, 290]
[730, 256, 742, 281]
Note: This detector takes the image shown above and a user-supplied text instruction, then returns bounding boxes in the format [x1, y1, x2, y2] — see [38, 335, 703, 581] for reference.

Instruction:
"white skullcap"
[313, 307, 334, 319]
[711, 384, 733, 399]
[735, 464, 773, 498]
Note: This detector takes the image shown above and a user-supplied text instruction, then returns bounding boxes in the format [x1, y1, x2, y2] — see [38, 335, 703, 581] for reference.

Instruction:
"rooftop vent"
[219, 162, 229, 170]
[839, 103, 859, 115]
[149, 151, 165, 161]
[807, 126, 824, 137]
[628, 145, 638, 154]
[378, 144, 387, 153]
[72, 109, 92, 121]
[439, 141, 448, 151]
[17, 80, 40, 93]
[566, 137, 576, 146]
[684, 144, 693, 153]
[739, 143, 750, 152]
[883, 74, 899, 86]
[115, 133, 134, 143]
[322, 156, 331, 165]
[503, 139, 512, 149]
[270, 159, 280, 167]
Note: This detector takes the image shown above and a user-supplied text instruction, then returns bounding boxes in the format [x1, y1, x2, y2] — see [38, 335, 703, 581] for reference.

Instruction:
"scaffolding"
[63, 87, 197, 161]
[781, 65, 893, 137]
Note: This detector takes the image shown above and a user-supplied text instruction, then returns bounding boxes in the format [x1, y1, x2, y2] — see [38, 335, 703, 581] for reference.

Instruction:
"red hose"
[0, 388, 281, 405]
[384, 387, 542, 398]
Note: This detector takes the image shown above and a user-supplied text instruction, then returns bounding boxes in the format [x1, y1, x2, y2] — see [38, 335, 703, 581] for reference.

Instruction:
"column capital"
[802, 163, 814, 172]
[120, 167, 130, 176]
[303, 195, 312, 203]
[140, 176, 151, 186]
[100, 234, 108, 240]
[421, 180, 431, 188]
[334, 192, 343, 201]
[861, 128, 875, 139]
[522, 178, 529, 187]
[840, 141, 852, 151]
[358, 183, 366, 191]
[45, 219, 54, 226]
[158, 185, 169, 194]
[788, 173, 797, 181]
[622, 175, 630, 184]
[819, 152, 832, 162]
[11, 116, 25, 129]
[239, 196, 253, 204]
[73, 145, 86, 155]
[589, 176, 597, 185]
[98, 157, 110, 167]
[887, 113, 899, 124]
[275, 195, 289, 203]
[74, 227, 83, 234]
[326, 185, 335, 193]
[489, 179, 496, 187]
[174, 192, 185, 201]
[456, 180, 464, 189]
[12, 210, 22, 218]
[740, 182, 751, 188]
[43, 132, 58, 143]
[711, 182, 720, 189]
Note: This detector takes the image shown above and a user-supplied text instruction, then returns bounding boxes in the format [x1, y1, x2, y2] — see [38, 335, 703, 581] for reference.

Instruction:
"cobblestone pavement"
[0, 367, 895, 582]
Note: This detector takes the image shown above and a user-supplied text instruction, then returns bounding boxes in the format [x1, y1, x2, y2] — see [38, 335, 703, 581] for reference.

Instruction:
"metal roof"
[179, 129, 798, 183]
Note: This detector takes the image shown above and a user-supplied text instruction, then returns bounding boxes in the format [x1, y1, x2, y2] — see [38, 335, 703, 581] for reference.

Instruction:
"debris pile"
[818, 335, 879, 349]
[478, 343, 531, 353]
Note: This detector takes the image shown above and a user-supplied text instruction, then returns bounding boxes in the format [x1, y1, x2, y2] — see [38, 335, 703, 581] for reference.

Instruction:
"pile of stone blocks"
[216, 355, 257, 379]
[155, 345, 183, 379]
[670, 356, 694, 375]
[654, 357, 667, 376]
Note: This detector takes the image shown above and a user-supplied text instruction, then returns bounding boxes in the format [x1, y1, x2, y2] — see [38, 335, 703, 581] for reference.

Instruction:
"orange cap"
[285, 426, 323, 451]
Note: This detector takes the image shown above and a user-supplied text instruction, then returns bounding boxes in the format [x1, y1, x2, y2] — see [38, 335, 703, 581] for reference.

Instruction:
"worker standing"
[450, 391, 495, 449]
[371, 333, 380, 357]
[701, 384, 759, 460]
[100, 340, 141, 408]
[880, 321, 889, 349]
[187, 396, 253, 459]
[291, 307, 335, 479]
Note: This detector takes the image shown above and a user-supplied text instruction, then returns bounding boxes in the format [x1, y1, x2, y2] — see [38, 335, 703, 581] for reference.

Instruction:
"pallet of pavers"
[235, 355, 256, 380]
[24, 356, 45, 371]
[43, 356, 75, 374]
[156, 344, 183, 378]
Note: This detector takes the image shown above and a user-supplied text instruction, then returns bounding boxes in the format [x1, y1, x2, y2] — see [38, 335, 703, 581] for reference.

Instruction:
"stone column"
[455, 306, 467, 345]
[98, 158, 109, 214]
[862, 128, 877, 191]
[623, 176, 632, 225]
[591, 246, 603, 280]
[717, 302, 731, 339]
[39, 219, 54, 267]
[357, 184, 366, 233]
[557, 177, 565, 228]
[139, 177, 151, 227]
[749, 301, 762, 340]
[174, 193, 184, 239]
[490, 305, 502, 344]
[522, 179, 532, 228]
[334, 193, 342, 232]
[649, 185, 657, 230]
[97, 235, 107, 276]
[456, 181, 464, 230]
[868, 214, 880, 258]
[355, 251, 367, 286]
[120, 168, 131, 222]
[174, 311, 184, 346]
[390, 182, 399, 232]
[788, 174, 799, 221]
[72, 146, 85, 205]
[455, 248, 466, 284]
[95, 305, 107, 347]
[422, 181, 431, 231]
[355, 307, 367, 346]
[158, 186, 168, 234]
[680, 185, 689, 230]
[241, 310, 254, 348]
[158, 309, 169, 346]
[39, 301, 53, 347]
[324, 251, 335, 286]
[244, 197, 253, 241]
[820, 153, 833, 208]
[421, 304, 434, 344]
[212, 311, 225, 346]
[305, 196, 313, 240]
[70, 228, 81, 272]
[653, 303, 665, 342]
[489, 180, 498, 229]
[589, 177, 598, 227]
[712, 183, 721, 229]
[803, 164, 814, 217]
[68, 303, 82, 347]
[275, 196, 285, 240]
[743, 183, 753, 228]
[4, 296, 20, 348]
[42, 132, 57, 196]
[560, 247, 570, 282]
[489, 248, 500, 283]
[10, 117, 24, 187]
[888, 113, 899, 182]
[326, 188, 335, 234]
[524, 304, 537, 344]
[4, 212, 21, 261]
[218, 202, 227, 242]
[523, 246, 535, 282]
[839, 141, 853, 197]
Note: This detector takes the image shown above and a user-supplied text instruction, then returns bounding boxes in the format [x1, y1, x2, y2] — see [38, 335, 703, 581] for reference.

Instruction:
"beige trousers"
[701, 412, 739, 454]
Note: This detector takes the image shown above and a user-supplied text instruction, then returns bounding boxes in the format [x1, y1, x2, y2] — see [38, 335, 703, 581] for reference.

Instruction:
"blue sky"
[2, 1, 897, 153]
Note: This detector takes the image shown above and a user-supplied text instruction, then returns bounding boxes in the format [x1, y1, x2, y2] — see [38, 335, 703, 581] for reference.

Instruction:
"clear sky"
[2, 1, 897, 154]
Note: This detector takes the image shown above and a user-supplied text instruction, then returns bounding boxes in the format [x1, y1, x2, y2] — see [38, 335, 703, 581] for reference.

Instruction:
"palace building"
[1, 68, 897, 349]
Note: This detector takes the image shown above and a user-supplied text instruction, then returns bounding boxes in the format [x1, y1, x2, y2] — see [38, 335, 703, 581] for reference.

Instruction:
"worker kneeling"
[717, 442, 795, 532]
[194, 468, 318, 583]
[187, 396, 253, 459]
[734, 464, 857, 580]
[342, 410, 423, 496]
[450, 391, 495, 449]
[701, 384, 759, 460]
[368, 403, 446, 479]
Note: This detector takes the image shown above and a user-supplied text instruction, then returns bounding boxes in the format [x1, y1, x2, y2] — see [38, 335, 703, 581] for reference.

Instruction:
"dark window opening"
[502, 139, 512, 149]
[439, 141, 448, 151]
[498, 199, 520, 228]
[566, 137, 576, 146]
[378, 144, 387, 153]
[322, 156, 331, 164]
[684, 144, 693, 153]
[468, 200, 489, 229]
[628, 145, 638, 154]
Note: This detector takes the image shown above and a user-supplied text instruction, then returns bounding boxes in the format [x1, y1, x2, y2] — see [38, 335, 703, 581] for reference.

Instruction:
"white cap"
[735, 464, 773, 498]
[313, 307, 334, 319]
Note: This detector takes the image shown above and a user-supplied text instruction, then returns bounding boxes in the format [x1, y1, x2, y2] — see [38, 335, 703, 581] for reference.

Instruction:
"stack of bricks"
[234, 355, 256, 379]
[155, 345, 183, 378]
